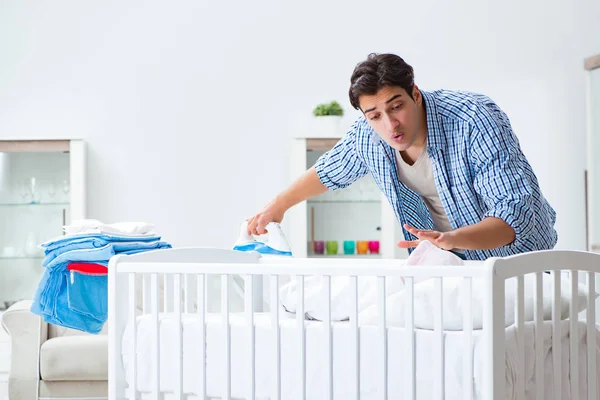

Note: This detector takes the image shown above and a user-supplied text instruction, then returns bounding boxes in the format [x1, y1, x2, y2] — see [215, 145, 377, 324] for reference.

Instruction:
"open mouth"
[392, 133, 404, 141]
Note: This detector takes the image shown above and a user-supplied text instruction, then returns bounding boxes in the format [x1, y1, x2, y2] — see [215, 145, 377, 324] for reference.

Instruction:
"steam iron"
[233, 221, 292, 257]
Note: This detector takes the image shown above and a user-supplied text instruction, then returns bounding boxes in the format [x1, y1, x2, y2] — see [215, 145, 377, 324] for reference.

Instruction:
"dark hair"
[349, 53, 415, 110]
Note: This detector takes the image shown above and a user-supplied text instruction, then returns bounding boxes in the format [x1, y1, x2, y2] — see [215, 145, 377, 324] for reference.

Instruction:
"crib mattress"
[121, 312, 599, 400]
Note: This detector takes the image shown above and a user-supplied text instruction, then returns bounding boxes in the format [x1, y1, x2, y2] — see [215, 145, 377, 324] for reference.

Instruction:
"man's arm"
[274, 166, 329, 211]
[247, 121, 369, 235]
[400, 101, 539, 252]
[463, 101, 540, 252]
[246, 167, 328, 235]
[446, 217, 515, 249]
[400, 217, 515, 250]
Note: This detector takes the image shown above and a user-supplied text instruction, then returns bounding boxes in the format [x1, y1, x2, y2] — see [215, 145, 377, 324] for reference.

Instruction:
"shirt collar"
[420, 90, 446, 151]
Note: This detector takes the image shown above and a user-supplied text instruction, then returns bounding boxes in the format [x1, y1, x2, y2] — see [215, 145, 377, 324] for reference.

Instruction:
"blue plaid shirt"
[314, 89, 557, 260]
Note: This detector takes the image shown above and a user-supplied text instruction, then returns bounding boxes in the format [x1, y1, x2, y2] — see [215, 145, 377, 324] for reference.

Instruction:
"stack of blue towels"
[30, 220, 172, 334]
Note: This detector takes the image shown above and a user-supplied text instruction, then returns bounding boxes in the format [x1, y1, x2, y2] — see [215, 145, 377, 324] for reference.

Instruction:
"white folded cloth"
[279, 241, 465, 322]
[402, 239, 464, 283]
[63, 219, 156, 236]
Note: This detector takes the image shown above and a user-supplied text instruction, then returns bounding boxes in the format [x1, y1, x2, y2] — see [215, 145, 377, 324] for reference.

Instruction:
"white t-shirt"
[395, 144, 454, 234]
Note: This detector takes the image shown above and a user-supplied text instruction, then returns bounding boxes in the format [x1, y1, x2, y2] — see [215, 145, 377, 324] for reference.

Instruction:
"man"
[247, 53, 557, 260]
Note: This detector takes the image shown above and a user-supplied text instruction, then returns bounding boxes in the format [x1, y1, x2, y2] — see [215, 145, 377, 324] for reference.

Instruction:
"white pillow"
[358, 272, 598, 330]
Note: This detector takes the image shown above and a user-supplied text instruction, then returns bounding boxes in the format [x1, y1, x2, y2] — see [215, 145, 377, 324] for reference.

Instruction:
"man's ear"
[413, 85, 420, 103]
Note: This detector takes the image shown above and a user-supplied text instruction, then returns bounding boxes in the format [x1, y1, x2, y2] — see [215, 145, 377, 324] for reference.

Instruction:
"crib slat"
[351, 276, 360, 400]
[405, 277, 415, 400]
[174, 274, 183, 398]
[184, 274, 195, 313]
[552, 271, 562, 397]
[252, 275, 264, 312]
[151, 273, 160, 400]
[516, 275, 525, 399]
[534, 272, 544, 400]
[377, 276, 387, 399]
[143, 274, 151, 314]
[434, 277, 444, 400]
[462, 277, 472, 400]
[325, 275, 333, 400]
[128, 273, 137, 400]
[244, 275, 256, 400]
[483, 265, 506, 400]
[164, 274, 174, 312]
[197, 274, 206, 399]
[222, 274, 231, 400]
[570, 270, 579, 400]
[587, 272, 597, 400]
[296, 275, 306, 400]
[270, 275, 281, 400]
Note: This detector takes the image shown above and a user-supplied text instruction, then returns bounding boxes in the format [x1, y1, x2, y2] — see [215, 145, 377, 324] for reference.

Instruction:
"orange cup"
[356, 241, 369, 254]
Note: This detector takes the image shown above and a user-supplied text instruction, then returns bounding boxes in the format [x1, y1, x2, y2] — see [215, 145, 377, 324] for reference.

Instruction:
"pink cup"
[368, 240, 380, 254]
[313, 241, 325, 254]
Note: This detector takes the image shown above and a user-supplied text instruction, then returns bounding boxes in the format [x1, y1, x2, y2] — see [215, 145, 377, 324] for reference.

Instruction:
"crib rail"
[108, 248, 600, 400]
[488, 250, 600, 400]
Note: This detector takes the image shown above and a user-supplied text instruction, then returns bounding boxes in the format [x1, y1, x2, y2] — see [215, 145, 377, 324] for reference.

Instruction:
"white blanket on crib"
[279, 240, 458, 321]
[279, 241, 596, 330]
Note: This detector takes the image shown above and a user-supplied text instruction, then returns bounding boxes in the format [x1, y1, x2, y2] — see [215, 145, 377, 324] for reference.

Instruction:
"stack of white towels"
[62, 219, 157, 236]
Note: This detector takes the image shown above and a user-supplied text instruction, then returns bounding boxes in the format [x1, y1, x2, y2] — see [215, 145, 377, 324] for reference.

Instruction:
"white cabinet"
[584, 54, 600, 324]
[586, 54, 600, 253]
[0, 311, 8, 399]
[0, 139, 86, 310]
[285, 125, 406, 260]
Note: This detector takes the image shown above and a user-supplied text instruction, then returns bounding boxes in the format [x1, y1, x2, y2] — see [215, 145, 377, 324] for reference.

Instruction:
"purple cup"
[313, 241, 325, 254]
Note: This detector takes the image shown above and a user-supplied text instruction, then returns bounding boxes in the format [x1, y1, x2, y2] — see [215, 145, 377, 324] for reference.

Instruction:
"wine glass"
[30, 177, 40, 203]
[47, 182, 56, 203]
[20, 179, 32, 204]
[62, 180, 70, 202]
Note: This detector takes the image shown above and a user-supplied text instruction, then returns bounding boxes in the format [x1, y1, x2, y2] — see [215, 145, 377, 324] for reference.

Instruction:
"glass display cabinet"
[0, 140, 85, 310]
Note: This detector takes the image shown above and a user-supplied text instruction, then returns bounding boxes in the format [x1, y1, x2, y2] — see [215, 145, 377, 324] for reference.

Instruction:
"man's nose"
[384, 114, 399, 131]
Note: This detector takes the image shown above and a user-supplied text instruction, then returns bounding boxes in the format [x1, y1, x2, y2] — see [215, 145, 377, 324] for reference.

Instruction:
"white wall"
[0, 0, 599, 251]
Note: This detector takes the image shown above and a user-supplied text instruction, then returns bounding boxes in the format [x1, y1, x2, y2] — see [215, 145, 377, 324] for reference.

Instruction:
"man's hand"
[397, 217, 516, 251]
[247, 166, 329, 236]
[397, 224, 457, 250]
[246, 198, 286, 236]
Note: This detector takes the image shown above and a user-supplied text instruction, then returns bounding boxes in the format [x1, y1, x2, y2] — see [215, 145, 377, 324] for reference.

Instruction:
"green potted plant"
[312, 101, 344, 137]
[312, 101, 344, 117]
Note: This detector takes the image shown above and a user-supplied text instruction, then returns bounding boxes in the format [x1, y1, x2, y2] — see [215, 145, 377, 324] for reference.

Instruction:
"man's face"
[358, 85, 424, 152]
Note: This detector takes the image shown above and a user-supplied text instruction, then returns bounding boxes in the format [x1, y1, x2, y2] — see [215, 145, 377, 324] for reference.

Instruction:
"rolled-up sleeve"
[470, 104, 537, 247]
[314, 121, 368, 190]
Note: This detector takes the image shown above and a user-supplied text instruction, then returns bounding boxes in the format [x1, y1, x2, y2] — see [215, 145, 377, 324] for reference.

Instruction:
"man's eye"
[369, 115, 380, 121]
[392, 104, 403, 111]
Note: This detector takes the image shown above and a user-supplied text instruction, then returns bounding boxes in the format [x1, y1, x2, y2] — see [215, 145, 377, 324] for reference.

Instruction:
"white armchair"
[1, 300, 107, 400]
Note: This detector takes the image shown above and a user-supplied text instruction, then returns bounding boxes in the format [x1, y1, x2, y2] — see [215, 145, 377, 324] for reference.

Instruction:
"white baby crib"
[107, 248, 600, 400]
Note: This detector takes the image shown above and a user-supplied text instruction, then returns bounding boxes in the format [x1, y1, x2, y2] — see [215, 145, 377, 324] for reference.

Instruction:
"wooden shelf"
[585, 54, 600, 71]
[306, 138, 340, 151]
[0, 140, 70, 153]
